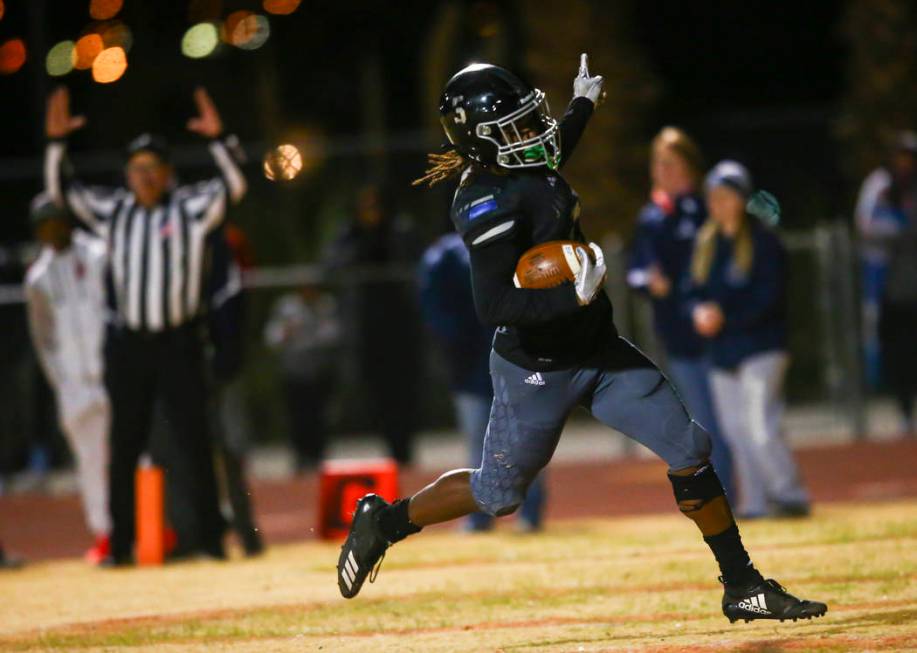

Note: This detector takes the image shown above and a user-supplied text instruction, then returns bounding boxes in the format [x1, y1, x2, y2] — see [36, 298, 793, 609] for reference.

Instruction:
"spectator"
[418, 230, 545, 532]
[854, 131, 917, 388]
[690, 161, 810, 519]
[627, 127, 734, 499]
[23, 194, 111, 564]
[264, 289, 340, 471]
[44, 86, 246, 565]
[324, 185, 422, 465]
[874, 132, 917, 435]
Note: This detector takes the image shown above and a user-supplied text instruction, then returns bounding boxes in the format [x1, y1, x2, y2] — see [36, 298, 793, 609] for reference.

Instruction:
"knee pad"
[470, 469, 525, 517]
[668, 464, 724, 513]
[490, 500, 522, 518]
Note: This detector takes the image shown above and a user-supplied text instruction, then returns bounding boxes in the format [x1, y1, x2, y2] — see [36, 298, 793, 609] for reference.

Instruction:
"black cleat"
[337, 494, 390, 599]
[722, 577, 827, 623]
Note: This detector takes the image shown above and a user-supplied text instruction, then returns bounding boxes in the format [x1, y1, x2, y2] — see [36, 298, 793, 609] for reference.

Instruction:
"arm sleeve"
[626, 219, 656, 292]
[417, 252, 463, 342]
[558, 97, 594, 169]
[467, 224, 581, 327]
[183, 180, 228, 234]
[44, 141, 123, 236]
[208, 135, 247, 204]
[25, 281, 63, 389]
[179, 136, 247, 235]
[722, 236, 786, 330]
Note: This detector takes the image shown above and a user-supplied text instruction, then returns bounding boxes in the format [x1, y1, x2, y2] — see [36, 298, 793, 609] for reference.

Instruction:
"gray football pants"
[471, 337, 712, 516]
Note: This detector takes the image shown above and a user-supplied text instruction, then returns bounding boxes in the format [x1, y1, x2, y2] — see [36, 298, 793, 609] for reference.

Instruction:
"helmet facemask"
[475, 90, 561, 170]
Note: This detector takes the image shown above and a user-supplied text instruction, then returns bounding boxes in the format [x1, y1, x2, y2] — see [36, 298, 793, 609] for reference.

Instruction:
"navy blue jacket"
[690, 221, 787, 370]
[628, 193, 707, 358]
[418, 233, 493, 397]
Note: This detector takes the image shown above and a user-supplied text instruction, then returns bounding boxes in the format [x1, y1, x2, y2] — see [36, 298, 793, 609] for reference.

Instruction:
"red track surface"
[2, 439, 916, 561]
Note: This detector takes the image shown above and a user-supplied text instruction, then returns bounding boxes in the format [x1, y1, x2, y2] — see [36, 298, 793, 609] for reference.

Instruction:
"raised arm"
[44, 87, 123, 235]
[187, 87, 247, 205]
[558, 53, 604, 168]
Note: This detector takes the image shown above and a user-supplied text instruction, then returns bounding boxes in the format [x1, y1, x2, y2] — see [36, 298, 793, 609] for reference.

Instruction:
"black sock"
[375, 498, 422, 543]
[704, 524, 764, 587]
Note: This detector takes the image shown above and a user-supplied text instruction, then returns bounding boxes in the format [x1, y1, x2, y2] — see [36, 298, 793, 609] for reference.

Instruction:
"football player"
[337, 55, 826, 624]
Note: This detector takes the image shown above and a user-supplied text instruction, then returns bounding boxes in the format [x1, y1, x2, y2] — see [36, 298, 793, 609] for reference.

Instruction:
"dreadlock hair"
[412, 150, 469, 188]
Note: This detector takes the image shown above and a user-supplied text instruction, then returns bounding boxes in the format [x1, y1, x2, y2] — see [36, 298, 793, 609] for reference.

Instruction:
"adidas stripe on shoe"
[722, 577, 827, 623]
[337, 494, 390, 599]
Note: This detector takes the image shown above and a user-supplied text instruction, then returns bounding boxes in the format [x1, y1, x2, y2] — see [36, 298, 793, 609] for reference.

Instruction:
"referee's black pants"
[105, 323, 224, 561]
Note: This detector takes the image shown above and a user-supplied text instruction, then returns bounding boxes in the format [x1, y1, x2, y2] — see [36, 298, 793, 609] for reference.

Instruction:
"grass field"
[0, 500, 915, 652]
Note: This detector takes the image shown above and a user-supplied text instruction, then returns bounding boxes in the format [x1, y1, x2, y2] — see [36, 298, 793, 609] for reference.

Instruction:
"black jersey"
[450, 97, 617, 371]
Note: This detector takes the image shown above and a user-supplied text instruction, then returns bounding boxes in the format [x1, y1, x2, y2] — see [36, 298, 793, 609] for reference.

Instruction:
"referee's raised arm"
[44, 86, 124, 236]
[178, 87, 248, 236]
[189, 87, 248, 206]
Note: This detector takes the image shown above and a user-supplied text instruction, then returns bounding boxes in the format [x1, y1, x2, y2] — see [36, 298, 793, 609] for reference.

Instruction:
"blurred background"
[0, 0, 916, 549]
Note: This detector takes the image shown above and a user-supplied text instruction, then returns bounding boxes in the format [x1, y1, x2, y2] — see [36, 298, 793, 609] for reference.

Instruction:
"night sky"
[0, 1, 848, 247]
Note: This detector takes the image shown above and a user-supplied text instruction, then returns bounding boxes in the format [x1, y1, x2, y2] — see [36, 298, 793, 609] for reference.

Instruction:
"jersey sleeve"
[626, 205, 661, 291]
[24, 275, 63, 389]
[452, 184, 580, 328]
[208, 135, 248, 204]
[45, 141, 125, 236]
[180, 178, 228, 233]
[558, 97, 594, 169]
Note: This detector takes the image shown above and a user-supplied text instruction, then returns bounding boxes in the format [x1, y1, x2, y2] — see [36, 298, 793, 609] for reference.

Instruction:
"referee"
[44, 86, 247, 565]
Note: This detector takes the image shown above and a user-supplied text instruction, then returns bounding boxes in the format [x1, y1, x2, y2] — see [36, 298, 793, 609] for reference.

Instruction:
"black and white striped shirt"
[45, 138, 247, 332]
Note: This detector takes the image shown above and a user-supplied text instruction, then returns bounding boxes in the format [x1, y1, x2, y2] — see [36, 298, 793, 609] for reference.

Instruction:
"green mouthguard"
[523, 145, 560, 169]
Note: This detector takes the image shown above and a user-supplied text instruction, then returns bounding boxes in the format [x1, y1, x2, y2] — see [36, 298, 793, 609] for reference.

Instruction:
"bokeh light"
[0, 0, 5, 22]
[232, 14, 270, 50]
[74, 33, 104, 69]
[263, 144, 303, 182]
[0, 38, 26, 75]
[89, 0, 123, 20]
[263, 0, 301, 15]
[46, 41, 76, 77]
[100, 21, 133, 52]
[91, 46, 127, 83]
[222, 10, 252, 45]
[182, 22, 219, 58]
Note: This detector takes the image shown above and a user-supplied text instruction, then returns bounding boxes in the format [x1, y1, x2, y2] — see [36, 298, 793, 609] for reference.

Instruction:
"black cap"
[126, 133, 172, 164]
[30, 192, 69, 227]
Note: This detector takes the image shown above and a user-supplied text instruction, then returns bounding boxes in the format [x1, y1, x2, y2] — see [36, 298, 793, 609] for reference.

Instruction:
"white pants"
[710, 351, 809, 516]
[57, 382, 111, 536]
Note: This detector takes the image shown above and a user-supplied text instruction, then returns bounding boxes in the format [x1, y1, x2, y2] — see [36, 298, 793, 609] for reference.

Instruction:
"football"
[513, 240, 593, 289]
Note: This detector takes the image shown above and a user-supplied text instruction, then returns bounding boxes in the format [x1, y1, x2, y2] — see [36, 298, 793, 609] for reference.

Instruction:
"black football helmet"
[439, 63, 560, 170]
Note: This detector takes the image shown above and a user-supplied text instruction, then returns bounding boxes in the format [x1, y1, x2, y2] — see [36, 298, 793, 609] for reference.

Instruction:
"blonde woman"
[628, 127, 734, 499]
[690, 161, 810, 519]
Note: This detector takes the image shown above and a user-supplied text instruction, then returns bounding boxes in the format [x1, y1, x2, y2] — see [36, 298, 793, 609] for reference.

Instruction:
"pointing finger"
[578, 52, 589, 78]
[588, 242, 605, 268]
